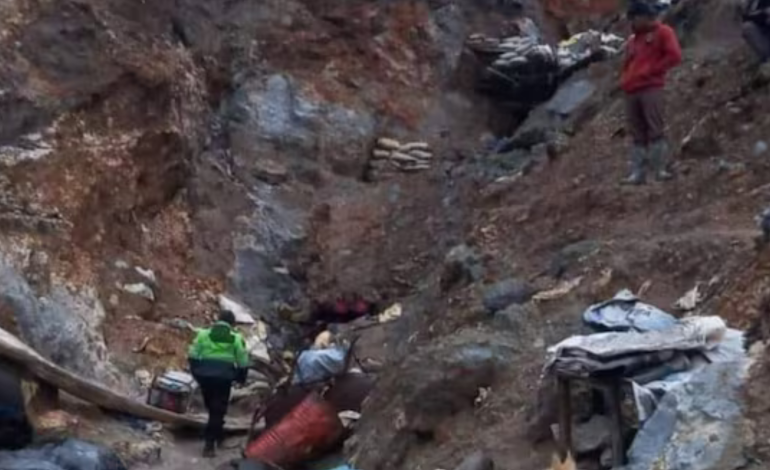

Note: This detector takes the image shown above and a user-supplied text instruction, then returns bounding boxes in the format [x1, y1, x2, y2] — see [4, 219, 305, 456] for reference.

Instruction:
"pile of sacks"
[468, 29, 625, 77]
[557, 30, 625, 71]
[491, 35, 557, 71]
[366, 137, 433, 180]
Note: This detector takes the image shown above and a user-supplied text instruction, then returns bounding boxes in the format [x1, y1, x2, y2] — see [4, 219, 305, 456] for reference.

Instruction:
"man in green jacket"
[188, 311, 249, 457]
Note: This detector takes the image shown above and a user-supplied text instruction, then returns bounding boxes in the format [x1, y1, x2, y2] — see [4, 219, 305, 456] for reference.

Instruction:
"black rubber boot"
[203, 441, 216, 458]
[648, 140, 673, 181]
[622, 145, 647, 185]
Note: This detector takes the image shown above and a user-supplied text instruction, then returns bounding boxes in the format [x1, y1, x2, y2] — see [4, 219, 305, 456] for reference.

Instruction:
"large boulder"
[0, 266, 124, 389]
[348, 330, 517, 470]
[482, 278, 535, 313]
[622, 361, 748, 470]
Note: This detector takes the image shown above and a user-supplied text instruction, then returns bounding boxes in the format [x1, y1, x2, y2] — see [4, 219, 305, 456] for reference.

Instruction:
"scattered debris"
[673, 283, 703, 312]
[134, 369, 152, 389]
[115, 439, 162, 467]
[532, 277, 583, 302]
[453, 451, 494, 470]
[33, 410, 79, 439]
[219, 295, 256, 325]
[120, 282, 155, 302]
[231, 380, 271, 402]
[134, 266, 157, 284]
[637, 279, 652, 298]
[338, 410, 361, 428]
[161, 317, 196, 332]
[314, 330, 334, 349]
[474, 387, 491, 407]
[377, 303, 402, 324]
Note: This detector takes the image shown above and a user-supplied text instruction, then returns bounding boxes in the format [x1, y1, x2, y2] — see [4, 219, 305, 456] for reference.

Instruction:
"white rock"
[114, 260, 130, 269]
[218, 295, 256, 324]
[245, 321, 271, 363]
[121, 283, 155, 302]
[134, 266, 157, 284]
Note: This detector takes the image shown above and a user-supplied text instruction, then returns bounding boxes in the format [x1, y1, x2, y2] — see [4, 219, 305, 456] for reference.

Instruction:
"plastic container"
[146, 371, 196, 414]
[245, 393, 344, 468]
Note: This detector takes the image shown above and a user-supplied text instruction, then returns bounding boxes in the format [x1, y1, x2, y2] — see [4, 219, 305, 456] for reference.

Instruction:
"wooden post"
[606, 378, 625, 468]
[557, 376, 572, 461]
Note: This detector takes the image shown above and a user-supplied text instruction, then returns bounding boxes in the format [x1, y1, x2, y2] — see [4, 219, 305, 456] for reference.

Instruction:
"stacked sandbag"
[491, 36, 557, 71]
[367, 138, 433, 180]
[556, 30, 625, 70]
[466, 34, 501, 52]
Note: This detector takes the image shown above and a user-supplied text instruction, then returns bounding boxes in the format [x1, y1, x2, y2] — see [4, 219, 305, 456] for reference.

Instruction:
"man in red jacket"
[620, 2, 682, 185]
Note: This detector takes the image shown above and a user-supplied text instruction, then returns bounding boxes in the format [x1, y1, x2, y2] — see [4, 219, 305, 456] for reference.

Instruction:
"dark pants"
[197, 376, 232, 444]
[625, 88, 665, 146]
[742, 20, 770, 61]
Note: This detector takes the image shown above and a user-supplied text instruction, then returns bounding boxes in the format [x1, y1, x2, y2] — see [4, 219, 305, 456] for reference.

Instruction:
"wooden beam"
[0, 327, 252, 432]
[557, 376, 572, 461]
[606, 379, 625, 468]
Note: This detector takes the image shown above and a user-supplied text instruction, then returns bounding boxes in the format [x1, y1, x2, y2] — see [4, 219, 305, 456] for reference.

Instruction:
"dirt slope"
[348, 1, 770, 469]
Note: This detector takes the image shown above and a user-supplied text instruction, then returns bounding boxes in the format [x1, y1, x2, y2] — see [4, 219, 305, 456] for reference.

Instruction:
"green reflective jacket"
[188, 321, 249, 367]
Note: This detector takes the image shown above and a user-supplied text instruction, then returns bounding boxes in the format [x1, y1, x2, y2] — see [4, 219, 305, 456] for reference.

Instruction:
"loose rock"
[482, 278, 535, 313]
[453, 451, 494, 470]
[754, 140, 768, 156]
[219, 295, 256, 324]
[440, 244, 484, 291]
[572, 414, 611, 454]
[121, 283, 155, 302]
[0, 439, 128, 470]
[492, 304, 527, 331]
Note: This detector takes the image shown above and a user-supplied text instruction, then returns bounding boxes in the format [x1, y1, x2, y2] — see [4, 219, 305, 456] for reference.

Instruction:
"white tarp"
[582, 289, 678, 332]
[547, 316, 727, 365]
[546, 315, 744, 422]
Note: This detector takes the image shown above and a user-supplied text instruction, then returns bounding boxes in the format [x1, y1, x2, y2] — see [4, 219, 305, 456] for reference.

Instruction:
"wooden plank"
[606, 379, 625, 468]
[0, 327, 252, 432]
[557, 377, 573, 461]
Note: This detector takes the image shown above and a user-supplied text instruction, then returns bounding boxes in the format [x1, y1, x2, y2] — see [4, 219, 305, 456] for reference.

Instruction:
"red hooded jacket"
[620, 22, 682, 94]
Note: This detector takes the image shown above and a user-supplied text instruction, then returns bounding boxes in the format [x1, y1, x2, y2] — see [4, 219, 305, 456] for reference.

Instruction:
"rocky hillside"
[4, 0, 770, 469]
[0, 0, 560, 387]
